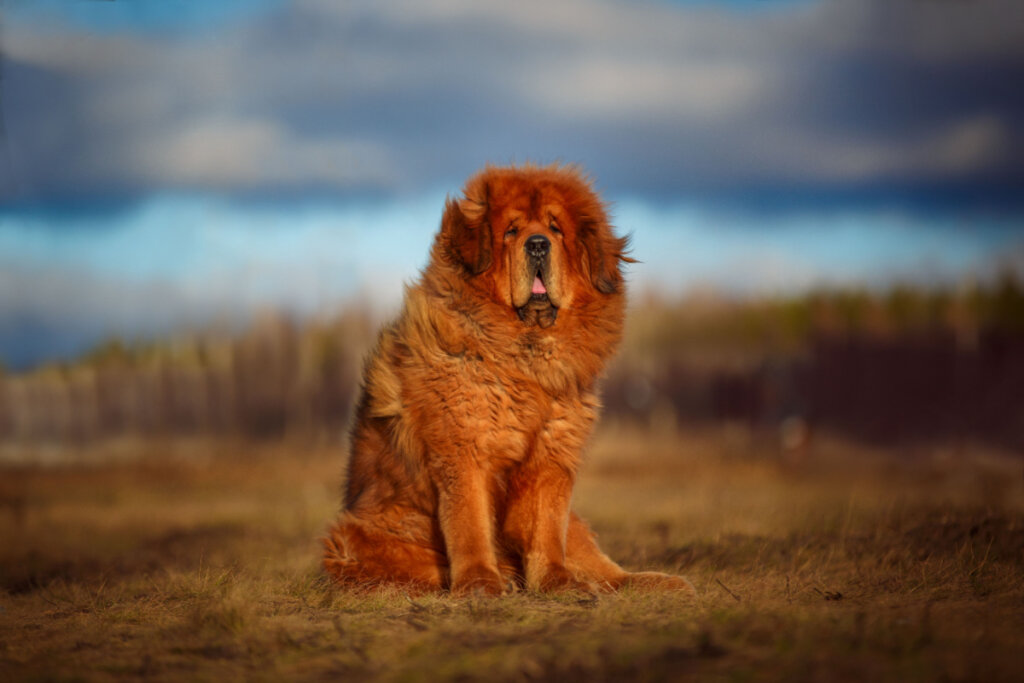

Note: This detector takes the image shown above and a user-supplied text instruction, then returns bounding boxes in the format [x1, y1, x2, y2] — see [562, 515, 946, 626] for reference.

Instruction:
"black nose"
[525, 234, 550, 258]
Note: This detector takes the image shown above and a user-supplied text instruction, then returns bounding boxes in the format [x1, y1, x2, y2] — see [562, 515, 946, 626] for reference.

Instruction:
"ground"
[1, 426, 1023, 682]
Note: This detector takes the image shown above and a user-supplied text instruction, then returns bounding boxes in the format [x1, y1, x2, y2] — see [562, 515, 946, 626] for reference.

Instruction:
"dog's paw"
[451, 565, 507, 597]
[536, 565, 598, 595]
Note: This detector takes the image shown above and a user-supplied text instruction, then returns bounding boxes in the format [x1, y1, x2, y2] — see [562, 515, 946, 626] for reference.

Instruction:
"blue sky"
[1, 0, 1023, 368]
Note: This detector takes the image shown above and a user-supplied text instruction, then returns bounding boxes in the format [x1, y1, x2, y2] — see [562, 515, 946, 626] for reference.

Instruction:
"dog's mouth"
[518, 267, 558, 327]
[530, 272, 548, 301]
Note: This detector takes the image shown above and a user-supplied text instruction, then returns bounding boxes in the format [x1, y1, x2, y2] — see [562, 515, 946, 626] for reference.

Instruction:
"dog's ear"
[441, 186, 492, 275]
[580, 214, 631, 295]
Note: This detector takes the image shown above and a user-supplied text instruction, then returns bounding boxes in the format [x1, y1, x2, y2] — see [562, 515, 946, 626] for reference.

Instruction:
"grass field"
[1, 426, 1023, 682]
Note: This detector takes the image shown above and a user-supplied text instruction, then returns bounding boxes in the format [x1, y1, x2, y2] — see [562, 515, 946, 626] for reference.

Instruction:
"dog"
[323, 164, 693, 595]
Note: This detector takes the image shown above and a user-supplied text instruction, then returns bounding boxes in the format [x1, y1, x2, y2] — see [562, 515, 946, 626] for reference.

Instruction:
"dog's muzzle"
[518, 234, 558, 327]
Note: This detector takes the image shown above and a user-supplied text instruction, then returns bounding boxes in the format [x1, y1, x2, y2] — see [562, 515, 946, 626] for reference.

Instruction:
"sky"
[1, 0, 1023, 369]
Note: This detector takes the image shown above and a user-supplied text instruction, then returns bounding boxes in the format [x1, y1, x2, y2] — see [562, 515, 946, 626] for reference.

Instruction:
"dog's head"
[440, 164, 630, 328]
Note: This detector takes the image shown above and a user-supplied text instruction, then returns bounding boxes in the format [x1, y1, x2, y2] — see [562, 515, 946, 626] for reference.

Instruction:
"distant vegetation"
[0, 312, 374, 445]
[2, 274, 1024, 449]
[623, 269, 1024, 362]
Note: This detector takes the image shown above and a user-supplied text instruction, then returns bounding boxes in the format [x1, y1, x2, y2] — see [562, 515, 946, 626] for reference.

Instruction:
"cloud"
[134, 117, 396, 189]
[743, 113, 1011, 186]
[527, 58, 768, 123]
[1, 0, 1022, 205]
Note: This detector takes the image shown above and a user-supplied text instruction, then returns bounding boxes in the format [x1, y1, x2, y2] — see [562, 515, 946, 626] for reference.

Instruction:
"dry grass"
[1, 427, 1023, 682]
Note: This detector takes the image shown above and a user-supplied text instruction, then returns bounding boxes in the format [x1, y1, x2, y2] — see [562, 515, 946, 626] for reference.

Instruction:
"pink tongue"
[532, 275, 547, 294]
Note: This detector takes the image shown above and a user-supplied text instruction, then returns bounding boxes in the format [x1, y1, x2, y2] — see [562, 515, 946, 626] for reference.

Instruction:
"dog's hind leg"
[323, 514, 447, 593]
[565, 512, 695, 593]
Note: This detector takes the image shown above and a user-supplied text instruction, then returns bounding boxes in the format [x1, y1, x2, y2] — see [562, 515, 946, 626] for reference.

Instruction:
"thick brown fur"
[323, 164, 694, 596]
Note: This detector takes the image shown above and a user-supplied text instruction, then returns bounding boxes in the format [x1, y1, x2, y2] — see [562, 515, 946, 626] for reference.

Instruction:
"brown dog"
[323, 164, 693, 595]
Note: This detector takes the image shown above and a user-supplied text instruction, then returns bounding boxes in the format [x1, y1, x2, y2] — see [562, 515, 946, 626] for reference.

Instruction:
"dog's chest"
[436, 355, 554, 463]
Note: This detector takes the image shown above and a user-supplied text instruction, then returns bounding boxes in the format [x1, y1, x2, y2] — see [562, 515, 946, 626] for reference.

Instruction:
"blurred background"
[2, 0, 1023, 454]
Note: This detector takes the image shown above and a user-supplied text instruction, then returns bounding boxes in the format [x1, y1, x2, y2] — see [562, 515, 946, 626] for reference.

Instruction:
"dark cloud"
[1, 0, 1022, 208]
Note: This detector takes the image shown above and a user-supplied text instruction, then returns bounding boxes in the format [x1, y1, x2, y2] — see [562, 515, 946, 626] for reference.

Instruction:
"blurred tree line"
[0, 312, 372, 445]
[611, 270, 1024, 451]
[1, 273, 1023, 450]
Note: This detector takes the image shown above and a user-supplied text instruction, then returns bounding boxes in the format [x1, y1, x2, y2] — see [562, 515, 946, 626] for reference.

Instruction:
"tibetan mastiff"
[323, 164, 693, 595]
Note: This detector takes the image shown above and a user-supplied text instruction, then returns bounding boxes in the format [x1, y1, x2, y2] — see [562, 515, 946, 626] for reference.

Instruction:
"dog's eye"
[549, 222, 561, 235]
[505, 226, 518, 238]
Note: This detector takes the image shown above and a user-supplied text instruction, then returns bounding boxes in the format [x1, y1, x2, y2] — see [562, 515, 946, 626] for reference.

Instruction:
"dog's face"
[441, 165, 629, 328]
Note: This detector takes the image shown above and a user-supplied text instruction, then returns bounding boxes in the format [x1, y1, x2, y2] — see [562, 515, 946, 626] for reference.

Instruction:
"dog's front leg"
[434, 462, 506, 596]
[503, 460, 596, 593]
